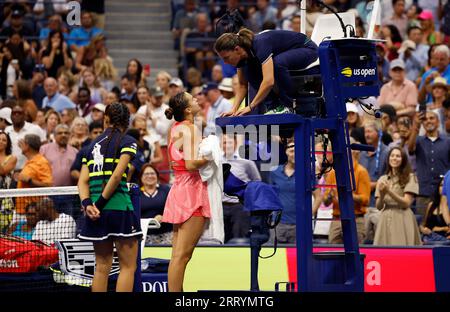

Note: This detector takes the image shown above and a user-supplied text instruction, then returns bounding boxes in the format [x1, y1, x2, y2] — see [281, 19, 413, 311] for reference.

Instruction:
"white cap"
[398, 40, 416, 54]
[389, 58, 405, 70]
[93, 103, 106, 113]
[346, 102, 359, 113]
[169, 77, 184, 88]
[0, 107, 12, 124]
[218, 78, 233, 92]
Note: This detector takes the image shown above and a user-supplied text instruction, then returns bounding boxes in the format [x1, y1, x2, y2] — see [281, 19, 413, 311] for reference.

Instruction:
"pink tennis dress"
[162, 121, 211, 224]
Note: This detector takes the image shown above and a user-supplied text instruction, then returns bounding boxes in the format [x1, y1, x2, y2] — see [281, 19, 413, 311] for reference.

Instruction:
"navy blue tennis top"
[238, 30, 316, 90]
[252, 30, 314, 65]
[82, 128, 138, 211]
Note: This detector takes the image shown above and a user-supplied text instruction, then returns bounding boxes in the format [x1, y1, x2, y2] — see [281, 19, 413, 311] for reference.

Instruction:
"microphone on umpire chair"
[356, 97, 382, 118]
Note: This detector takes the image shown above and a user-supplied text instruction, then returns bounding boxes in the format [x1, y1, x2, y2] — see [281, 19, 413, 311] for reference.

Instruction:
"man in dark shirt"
[0, 10, 35, 43]
[408, 111, 450, 218]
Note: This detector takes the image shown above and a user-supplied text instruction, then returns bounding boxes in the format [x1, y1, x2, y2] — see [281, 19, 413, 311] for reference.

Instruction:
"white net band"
[0, 186, 79, 198]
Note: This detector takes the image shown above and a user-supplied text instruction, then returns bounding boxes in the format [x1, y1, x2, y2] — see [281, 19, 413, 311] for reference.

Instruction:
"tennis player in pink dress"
[163, 92, 210, 292]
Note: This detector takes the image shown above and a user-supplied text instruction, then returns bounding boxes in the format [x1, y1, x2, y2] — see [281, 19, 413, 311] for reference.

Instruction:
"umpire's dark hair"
[100, 103, 130, 188]
[89, 120, 103, 132]
[214, 27, 254, 53]
[165, 92, 190, 122]
[24, 134, 41, 151]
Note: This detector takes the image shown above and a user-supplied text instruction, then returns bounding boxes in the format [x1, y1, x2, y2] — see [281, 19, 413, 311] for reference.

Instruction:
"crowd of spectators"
[0, 0, 449, 246]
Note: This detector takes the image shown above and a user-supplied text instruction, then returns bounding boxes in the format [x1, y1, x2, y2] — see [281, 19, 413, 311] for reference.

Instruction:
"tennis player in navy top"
[214, 28, 318, 115]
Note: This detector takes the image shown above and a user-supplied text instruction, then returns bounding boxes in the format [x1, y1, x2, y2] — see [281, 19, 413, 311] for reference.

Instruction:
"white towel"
[198, 135, 224, 244]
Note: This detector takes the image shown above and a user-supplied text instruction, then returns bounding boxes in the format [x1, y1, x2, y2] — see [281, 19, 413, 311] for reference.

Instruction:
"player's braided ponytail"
[106, 102, 130, 131]
[100, 102, 130, 189]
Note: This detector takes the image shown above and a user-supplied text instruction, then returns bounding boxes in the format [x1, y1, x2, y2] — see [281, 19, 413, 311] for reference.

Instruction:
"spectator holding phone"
[5, 31, 34, 80]
[408, 110, 450, 218]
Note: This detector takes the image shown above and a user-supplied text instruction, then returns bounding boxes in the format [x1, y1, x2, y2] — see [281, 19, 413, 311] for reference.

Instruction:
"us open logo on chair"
[341, 67, 377, 78]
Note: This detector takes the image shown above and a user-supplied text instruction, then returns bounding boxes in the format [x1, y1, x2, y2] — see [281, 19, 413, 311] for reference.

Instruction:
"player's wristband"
[81, 198, 93, 208]
[95, 195, 108, 210]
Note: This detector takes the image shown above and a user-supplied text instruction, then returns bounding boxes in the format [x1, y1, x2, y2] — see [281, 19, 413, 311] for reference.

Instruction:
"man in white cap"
[218, 78, 234, 101]
[0, 107, 12, 131]
[168, 77, 185, 98]
[399, 25, 429, 82]
[377, 58, 418, 117]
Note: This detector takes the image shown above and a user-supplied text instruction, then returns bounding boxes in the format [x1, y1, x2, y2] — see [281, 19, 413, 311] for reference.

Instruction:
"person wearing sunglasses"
[5, 104, 46, 171]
